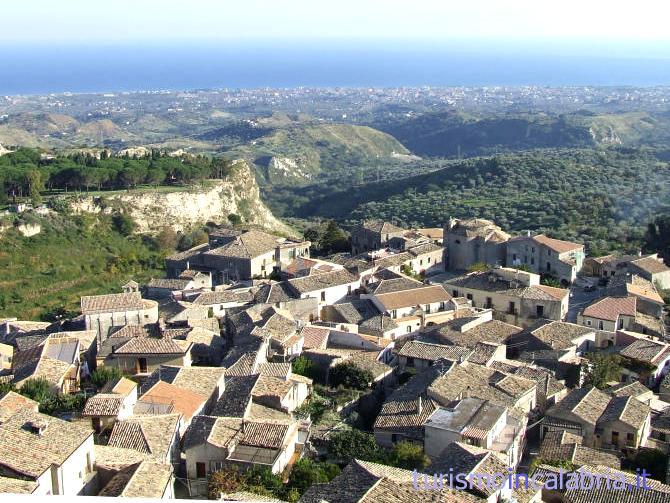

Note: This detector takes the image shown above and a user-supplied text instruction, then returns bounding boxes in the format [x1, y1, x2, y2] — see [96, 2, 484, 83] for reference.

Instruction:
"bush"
[388, 441, 430, 470]
[292, 356, 316, 379]
[208, 466, 245, 499]
[329, 361, 373, 390]
[20, 378, 53, 403]
[112, 212, 135, 236]
[286, 458, 341, 495]
[327, 428, 385, 464]
[90, 367, 123, 389]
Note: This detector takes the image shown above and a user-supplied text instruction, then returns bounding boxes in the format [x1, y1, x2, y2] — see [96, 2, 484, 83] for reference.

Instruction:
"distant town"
[1, 216, 670, 502]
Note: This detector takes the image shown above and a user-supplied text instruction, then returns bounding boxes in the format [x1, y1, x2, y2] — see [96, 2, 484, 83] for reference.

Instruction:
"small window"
[407, 326, 412, 333]
[196, 462, 207, 478]
[320, 291, 326, 302]
[587, 320, 592, 326]
[455, 239, 461, 244]
[452, 290, 459, 297]
[598, 321, 604, 330]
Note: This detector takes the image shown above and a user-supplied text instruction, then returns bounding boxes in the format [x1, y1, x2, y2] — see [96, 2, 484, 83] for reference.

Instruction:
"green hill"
[222, 122, 411, 184]
[375, 110, 670, 157]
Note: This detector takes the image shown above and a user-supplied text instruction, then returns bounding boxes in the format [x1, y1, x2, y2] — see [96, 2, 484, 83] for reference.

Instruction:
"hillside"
[284, 148, 670, 254]
[374, 110, 670, 157]
[221, 122, 412, 183]
[68, 159, 294, 236]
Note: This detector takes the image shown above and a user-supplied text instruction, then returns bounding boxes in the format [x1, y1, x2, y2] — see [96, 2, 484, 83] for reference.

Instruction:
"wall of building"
[85, 302, 159, 341]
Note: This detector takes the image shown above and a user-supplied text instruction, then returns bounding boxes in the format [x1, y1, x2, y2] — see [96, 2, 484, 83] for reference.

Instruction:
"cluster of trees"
[208, 460, 340, 502]
[0, 378, 85, 416]
[327, 428, 429, 470]
[272, 148, 670, 255]
[0, 148, 234, 202]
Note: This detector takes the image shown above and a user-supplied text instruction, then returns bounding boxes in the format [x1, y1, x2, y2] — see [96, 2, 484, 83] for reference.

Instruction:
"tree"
[541, 275, 562, 288]
[292, 356, 315, 379]
[208, 466, 245, 499]
[286, 458, 340, 495]
[26, 169, 44, 205]
[320, 220, 349, 255]
[583, 353, 622, 389]
[228, 213, 242, 226]
[388, 441, 430, 470]
[90, 367, 123, 389]
[154, 226, 179, 252]
[327, 428, 384, 464]
[19, 378, 53, 403]
[112, 213, 135, 236]
[329, 361, 373, 390]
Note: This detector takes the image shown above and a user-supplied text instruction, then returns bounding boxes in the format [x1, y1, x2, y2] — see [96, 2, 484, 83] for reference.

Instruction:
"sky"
[3, 0, 670, 46]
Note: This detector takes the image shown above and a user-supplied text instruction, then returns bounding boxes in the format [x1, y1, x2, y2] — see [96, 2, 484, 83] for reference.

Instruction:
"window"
[611, 431, 619, 445]
[320, 291, 326, 302]
[406, 356, 414, 365]
[392, 309, 398, 318]
[626, 433, 635, 446]
[618, 318, 624, 329]
[407, 326, 412, 334]
[196, 462, 207, 478]
[455, 239, 461, 244]
[598, 321, 604, 330]
[587, 320, 592, 326]
[485, 297, 493, 309]
[536, 305, 544, 317]
[512, 253, 517, 261]
[531, 257, 535, 265]
[453, 290, 459, 297]
[531, 247, 535, 253]
[347, 285, 352, 295]
[466, 293, 473, 301]
[425, 304, 431, 314]
[419, 259, 423, 266]
[138, 358, 148, 374]
[508, 301, 516, 314]
[427, 257, 431, 263]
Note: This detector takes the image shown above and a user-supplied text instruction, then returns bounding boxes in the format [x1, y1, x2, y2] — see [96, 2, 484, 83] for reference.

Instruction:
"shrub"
[328, 361, 373, 390]
[90, 367, 123, 389]
[112, 212, 135, 236]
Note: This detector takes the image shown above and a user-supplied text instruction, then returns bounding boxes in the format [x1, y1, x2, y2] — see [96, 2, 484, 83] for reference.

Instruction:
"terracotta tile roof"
[367, 276, 425, 295]
[288, 269, 358, 294]
[630, 256, 670, 275]
[528, 320, 595, 351]
[607, 381, 652, 399]
[424, 318, 522, 349]
[94, 445, 151, 470]
[258, 363, 291, 378]
[114, 337, 191, 355]
[0, 476, 38, 494]
[99, 460, 173, 498]
[466, 342, 501, 366]
[582, 296, 636, 322]
[146, 278, 192, 290]
[565, 464, 670, 503]
[374, 285, 451, 311]
[193, 290, 254, 305]
[204, 229, 280, 259]
[101, 376, 137, 395]
[0, 408, 92, 478]
[300, 325, 330, 349]
[397, 340, 471, 362]
[546, 387, 611, 426]
[139, 381, 206, 423]
[81, 292, 146, 314]
[416, 228, 443, 240]
[597, 395, 650, 430]
[532, 234, 583, 253]
[108, 414, 179, 460]
[0, 391, 38, 423]
[82, 393, 124, 417]
[252, 374, 293, 400]
[620, 338, 670, 365]
[241, 421, 291, 449]
[211, 374, 258, 417]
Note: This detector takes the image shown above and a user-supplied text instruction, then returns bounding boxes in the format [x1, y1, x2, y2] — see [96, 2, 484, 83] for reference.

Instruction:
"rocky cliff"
[69, 159, 294, 236]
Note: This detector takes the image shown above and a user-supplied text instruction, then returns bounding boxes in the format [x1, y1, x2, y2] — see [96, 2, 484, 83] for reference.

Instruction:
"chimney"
[27, 420, 49, 436]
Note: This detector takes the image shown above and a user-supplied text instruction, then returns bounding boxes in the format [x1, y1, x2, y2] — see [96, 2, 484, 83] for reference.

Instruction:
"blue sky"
[3, 0, 670, 46]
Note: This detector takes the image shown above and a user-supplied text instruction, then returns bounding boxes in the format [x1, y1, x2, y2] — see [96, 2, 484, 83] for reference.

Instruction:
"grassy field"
[0, 213, 165, 320]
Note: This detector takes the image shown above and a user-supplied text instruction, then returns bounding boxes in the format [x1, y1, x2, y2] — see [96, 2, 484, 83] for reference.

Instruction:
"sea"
[1, 39, 670, 95]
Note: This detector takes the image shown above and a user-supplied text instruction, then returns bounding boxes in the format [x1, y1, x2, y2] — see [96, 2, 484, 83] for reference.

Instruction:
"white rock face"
[17, 223, 41, 237]
[267, 156, 312, 181]
[69, 160, 293, 235]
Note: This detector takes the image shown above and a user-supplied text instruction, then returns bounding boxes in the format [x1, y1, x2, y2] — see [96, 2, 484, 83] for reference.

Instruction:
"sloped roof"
[397, 340, 471, 362]
[114, 337, 191, 355]
[108, 414, 179, 460]
[532, 234, 583, 253]
[98, 460, 173, 498]
[546, 387, 611, 426]
[582, 296, 636, 321]
[620, 338, 670, 365]
[81, 292, 146, 314]
[373, 285, 451, 311]
[630, 256, 670, 275]
[0, 408, 92, 478]
[204, 229, 279, 259]
[288, 269, 358, 294]
[82, 393, 124, 417]
[0, 391, 38, 424]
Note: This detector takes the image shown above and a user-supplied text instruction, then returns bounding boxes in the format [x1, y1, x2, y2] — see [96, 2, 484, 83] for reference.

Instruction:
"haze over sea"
[2, 39, 670, 95]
